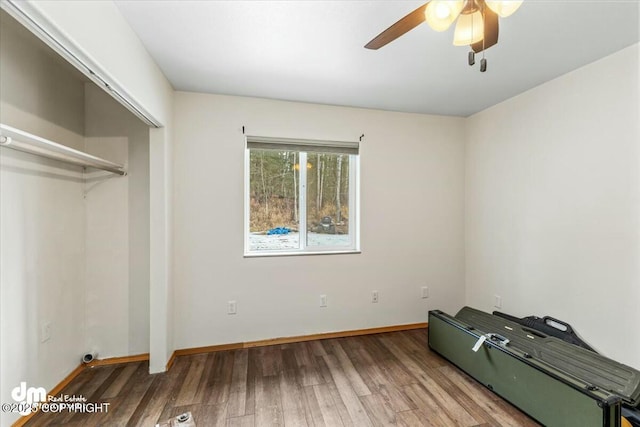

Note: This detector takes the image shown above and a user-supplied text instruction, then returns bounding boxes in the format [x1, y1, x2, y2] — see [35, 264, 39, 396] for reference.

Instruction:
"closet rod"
[0, 123, 127, 176]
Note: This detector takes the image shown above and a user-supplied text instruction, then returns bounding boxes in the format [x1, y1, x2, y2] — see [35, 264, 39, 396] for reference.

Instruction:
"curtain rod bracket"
[359, 134, 364, 142]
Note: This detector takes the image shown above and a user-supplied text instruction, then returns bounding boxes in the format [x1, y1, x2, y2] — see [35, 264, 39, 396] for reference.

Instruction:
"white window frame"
[244, 136, 360, 257]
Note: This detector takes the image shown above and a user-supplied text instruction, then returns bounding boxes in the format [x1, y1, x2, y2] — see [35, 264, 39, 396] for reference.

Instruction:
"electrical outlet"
[228, 300, 237, 315]
[320, 294, 327, 307]
[494, 295, 502, 309]
[41, 322, 51, 343]
[372, 290, 379, 303]
[421, 286, 429, 299]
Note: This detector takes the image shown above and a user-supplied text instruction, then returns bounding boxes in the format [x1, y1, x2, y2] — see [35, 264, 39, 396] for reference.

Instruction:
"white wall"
[1, 11, 155, 424]
[465, 43, 640, 368]
[84, 84, 150, 358]
[0, 12, 86, 426]
[149, 120, 174, 372]
[7, 0, 176, 372]
[16, 0, 172, 126]
[84, 136, 130, 359]
[172, 92, 466, 349]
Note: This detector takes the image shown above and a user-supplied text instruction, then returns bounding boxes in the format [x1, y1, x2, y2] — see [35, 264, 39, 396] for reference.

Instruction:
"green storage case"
[428, 309, 623, 427]
[455, 307, 640, 407]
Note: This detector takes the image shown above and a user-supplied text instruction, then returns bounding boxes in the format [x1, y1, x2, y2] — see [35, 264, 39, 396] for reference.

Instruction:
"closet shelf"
[0, 123, 127, 176]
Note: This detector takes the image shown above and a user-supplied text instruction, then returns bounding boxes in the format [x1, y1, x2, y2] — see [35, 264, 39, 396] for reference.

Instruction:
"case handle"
[543, 316, 573, 333]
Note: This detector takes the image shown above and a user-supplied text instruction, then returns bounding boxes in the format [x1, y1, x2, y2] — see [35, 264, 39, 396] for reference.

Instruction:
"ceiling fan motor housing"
[461, 0, 483, 15]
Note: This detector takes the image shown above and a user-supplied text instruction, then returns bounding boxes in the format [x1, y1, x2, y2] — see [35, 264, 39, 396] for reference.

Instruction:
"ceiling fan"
[365, 0, 523, 72]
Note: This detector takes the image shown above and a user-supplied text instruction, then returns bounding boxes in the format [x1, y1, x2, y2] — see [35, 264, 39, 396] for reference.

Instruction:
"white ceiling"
[115, 1, 639, 117]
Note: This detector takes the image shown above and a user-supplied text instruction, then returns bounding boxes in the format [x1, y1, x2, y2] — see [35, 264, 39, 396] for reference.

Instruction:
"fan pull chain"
[480, 4, 487, 72]
[480, 46, 487, 72]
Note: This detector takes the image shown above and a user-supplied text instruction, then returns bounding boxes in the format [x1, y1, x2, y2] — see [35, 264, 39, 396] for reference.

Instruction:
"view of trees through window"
[248, 149, 351, 251]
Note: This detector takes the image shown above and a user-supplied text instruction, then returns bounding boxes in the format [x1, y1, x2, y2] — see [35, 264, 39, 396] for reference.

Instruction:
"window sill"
[244, 249, 361, 258]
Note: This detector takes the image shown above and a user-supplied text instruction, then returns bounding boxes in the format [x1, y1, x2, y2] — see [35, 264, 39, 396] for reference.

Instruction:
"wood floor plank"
[193, 352, 218, 403]
[87, 365, 124, 401]
[166, 403, 227, 427]
[302, 385, 324, 427]
[359, 393, 396, 426]
[437, 365, 524, 426]
[244, 348, 260, 416]
[402, 383, 457, 427]
[281, 347, 299, 373]
[101, 363, 139, 399]
[94, 362, 155, 426]
[227, 390, 247, 419]
[315, 358, 352, 427]
[414, 373, 478, 426]
[309, 340, 328, 357]
[322, 354, 373, 427]
[293, 342, 323, 387]
[260, 346, 283, 377]
[344, 344, 415, 412]
[299, 366, 323, 388]
[27, 366, 102, 427]
[365, 336, 417, 387]
[24, 329, 542, 427]
[207, 351, 235, 405]
[425, 367, 496, 426]
[312, 383, 345, 427]
[156, 356, 193, 422]
[175, 354, 208, 406]
[60, 365, 122, 425]
[396, 409, 433, 427]
[230, 349, 249, 394]
[354, 335, 395, 361]
[293, 341, 316, 367]
[378, 335, 478, 426]
[329, 340, 371, 397]
[125, 374, 161, 427]
[134, 359, 190, 426]
[378, 383, 416, 413]
[279, 368, 309, 426]
[492, 399, 542, 427]
[198, 403, 228, 426]
[255, 375, 283, 426]
[227, 414, 255, 427]
[384, 333, 443, 371]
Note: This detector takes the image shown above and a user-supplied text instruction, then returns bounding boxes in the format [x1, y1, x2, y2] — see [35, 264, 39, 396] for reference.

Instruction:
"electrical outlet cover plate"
[320, 294, 327, 307]
[41, 322, 51, 342]
[494, 295, 502, 309]
[228, 300, 237, 314]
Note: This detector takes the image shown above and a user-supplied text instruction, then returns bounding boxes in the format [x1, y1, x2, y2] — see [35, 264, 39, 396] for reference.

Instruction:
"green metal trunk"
[428, 309, 622, 427]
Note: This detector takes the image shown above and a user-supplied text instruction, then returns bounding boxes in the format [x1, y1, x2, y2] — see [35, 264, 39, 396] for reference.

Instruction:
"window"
[244, 136, 359, 256]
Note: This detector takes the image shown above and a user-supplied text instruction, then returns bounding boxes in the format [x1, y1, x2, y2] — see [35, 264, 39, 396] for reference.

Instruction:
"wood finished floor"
[26, 329, 541, 426]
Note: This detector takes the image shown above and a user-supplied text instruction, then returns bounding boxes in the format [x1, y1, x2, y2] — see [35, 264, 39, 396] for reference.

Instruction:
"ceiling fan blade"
[365, 2, 429, 50]
[471, 6, 499, 53]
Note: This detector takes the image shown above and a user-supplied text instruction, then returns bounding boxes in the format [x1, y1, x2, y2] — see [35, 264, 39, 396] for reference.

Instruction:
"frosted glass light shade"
[453, 11, 484, 46]
[424, 0, 464, 32]
[485, 0, 523, 18]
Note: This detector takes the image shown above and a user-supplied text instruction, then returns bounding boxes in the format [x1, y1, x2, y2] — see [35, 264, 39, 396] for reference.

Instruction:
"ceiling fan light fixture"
[453, 10, 484, 46]
[484, 0, 523, 18]
[424, 0, 464, 32]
